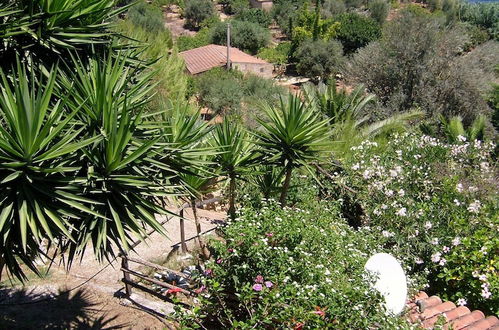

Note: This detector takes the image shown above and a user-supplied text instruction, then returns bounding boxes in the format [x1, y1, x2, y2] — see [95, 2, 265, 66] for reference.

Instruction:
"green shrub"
[336, 13, 381, 53]
[127, 1, 166, 32]
[196, 68, 244, 114]
[174, 200, 408, 328]
[219, 0, 249, 14]
[257, 42, 291, 65]
[177, 27, 212, 51]
[459, 2, 499, 39]
[211, 20, 270, 54]
[369, 0, 390, 24]
[337, 133, 498, 314]
[184, 0, 216, 30]
[236, 8, 272, 27]
[322, 0, 347, 19]
[295, 39, 344, 80]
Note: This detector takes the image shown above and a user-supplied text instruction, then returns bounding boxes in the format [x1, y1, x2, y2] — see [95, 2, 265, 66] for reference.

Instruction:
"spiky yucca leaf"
[0, 63, 101, 280]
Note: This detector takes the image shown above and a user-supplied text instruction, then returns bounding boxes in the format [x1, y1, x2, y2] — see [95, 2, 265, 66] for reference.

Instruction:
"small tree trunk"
[279, 165, 293, 208]
[0, 254, 5, 283]
[228, 173, 236, 220]
[191, 197, 210, 259]
[180, 208, 188, 254]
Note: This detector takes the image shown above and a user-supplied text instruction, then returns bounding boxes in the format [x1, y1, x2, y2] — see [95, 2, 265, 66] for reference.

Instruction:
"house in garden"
[179, 44, 274, 78]
[249, 0, 273, 11]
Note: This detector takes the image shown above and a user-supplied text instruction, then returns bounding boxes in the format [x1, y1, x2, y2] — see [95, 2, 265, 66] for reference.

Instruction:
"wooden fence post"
[121, 255, 133, 297]
[180, 208, 188, 253]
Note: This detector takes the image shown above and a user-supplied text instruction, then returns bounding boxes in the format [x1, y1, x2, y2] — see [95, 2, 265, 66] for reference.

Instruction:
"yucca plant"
[1, 0, 128, 66]
[303, 81, 376, 125]
[211, 120, 255, 220]
[58, 54, 171, 262]
[254, 94, 331, 207]
[0, 63, 100, 281]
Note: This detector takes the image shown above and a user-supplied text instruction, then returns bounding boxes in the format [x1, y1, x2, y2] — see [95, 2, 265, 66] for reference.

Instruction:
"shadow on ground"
[0, 287, 127, 329]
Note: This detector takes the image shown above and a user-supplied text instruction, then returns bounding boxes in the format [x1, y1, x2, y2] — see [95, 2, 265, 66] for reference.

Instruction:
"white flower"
[479, 274, 487, 281]
[456, 183, 464, 193]
[381, 204, 388, 210]
[452, 237, 461, 246]
[389, 169, 398, 177]
[385, 189, 394, 197]
[431, 238, 439, 245]
[382, 230, 394, 238]
[442, 246, 450, 253]
[431, 252, 441, 263]
[396, 208, 407, 217]
[467, 200, 481, 214]
[454, 199, 461, 206]
[439, 258, 447, 266]
[363, 170, 371, 179]
[424, 222, 432, 230]
[480, 246, 488, 255]
[481, 289, 492, 299]
[457, 135, 467, 142]
[415, 257, 424, 265]
[457, 298, 467, 306]
[398, 189, 405, 197]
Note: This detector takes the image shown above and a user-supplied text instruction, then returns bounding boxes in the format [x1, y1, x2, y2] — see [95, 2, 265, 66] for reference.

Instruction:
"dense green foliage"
[127, 0, 165, 32]
[295, 39, 344, 80]
[174, 201, 409, 328]
[211, 20, 271, 54]
[369, 0, 391, 24]
[194, 68, 286, 116]
[337, 134, 498, 314]
[346, 10, 496, 126]
[336, 13, 381, 53]
[219, 0, 250, 15]
[184, 0, 216, 30]
[236, 8, 272, 27]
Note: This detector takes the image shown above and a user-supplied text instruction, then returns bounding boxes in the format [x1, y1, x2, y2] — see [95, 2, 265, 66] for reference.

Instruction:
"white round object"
[364, 253, 407, 315]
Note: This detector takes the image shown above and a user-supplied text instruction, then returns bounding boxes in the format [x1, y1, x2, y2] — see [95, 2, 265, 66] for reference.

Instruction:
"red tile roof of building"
[179, 44, 269, 75]
[407, 291, 498, 329]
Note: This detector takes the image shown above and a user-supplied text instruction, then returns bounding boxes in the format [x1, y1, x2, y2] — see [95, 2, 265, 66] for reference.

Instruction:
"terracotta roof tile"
[179, 44, 269, 75]
[407, 291, 498, 330]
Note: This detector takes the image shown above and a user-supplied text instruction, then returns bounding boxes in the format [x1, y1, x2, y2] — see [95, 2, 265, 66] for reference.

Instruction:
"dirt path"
[0, 207, 226, 329]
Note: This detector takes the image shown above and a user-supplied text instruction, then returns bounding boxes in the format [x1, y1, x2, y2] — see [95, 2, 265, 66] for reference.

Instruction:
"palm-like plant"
[254, 94, 331, 207]
[1, 1, 128, 66]
[0, 64, 100, 280]
[304, 82, 423, 156]
[59, 54, 171, 262]
[439, 115, 486, 143]
[211, 120, 255, 220]
[303, 81, 376, 124]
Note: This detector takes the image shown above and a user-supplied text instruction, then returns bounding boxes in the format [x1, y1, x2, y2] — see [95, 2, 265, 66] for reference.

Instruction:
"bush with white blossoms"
[337, 133, 498, 314]
[174, 200, 410, 328]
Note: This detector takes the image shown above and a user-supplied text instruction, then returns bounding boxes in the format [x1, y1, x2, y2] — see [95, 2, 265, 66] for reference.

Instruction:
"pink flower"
[265, 281, 273, 288]
[228, 248, 234, 253]
[253, 284, 263, 291]
[194, 285, 206, 294]
[255, 275, 264, 283]
[204, 269, 213, 276]
[216, 258, 223, 264]
[265, 232, 274, 237]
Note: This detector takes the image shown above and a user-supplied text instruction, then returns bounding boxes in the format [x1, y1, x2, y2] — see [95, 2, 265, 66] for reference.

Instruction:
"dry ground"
[0, 207, 226, 329]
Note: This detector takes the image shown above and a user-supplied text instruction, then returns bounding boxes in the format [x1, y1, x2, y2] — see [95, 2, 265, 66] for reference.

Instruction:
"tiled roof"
[407, 291, 499, 329]
[179, 44, 269, 75]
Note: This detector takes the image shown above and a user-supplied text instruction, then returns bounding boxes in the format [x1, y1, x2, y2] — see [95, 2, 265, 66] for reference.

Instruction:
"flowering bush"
[174, 200, 409, 328]
[337, 133, 498, 314]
